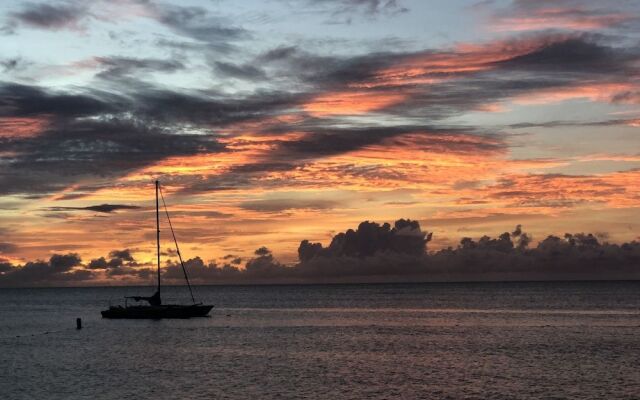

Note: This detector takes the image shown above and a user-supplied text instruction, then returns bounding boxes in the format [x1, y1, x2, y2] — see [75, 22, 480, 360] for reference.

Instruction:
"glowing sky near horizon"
[0, 0, 639, 278]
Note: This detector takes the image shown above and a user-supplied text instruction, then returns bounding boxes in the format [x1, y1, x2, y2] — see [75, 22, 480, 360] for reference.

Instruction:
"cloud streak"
[45, 204, 141, 213]
[489, 1, 638, 32]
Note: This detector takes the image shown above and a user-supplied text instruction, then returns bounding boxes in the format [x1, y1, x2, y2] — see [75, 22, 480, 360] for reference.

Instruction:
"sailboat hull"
[101, 304, 213, 319]
[101, 182, 214, 319]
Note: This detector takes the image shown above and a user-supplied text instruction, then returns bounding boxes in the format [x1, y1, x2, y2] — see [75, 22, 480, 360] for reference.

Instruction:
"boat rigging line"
[159, 184, 196, 305]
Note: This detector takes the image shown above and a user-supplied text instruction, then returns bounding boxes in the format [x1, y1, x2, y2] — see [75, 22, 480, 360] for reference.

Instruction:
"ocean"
[1, 282, 639, 399]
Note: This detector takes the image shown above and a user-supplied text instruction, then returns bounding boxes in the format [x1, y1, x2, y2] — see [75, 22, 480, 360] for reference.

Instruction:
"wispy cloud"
[44, 204, 141, 213]
[489, 0, 639, 32]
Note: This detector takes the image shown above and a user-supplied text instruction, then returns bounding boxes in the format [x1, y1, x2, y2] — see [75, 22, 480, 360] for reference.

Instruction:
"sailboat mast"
[156, 180, 161, 294]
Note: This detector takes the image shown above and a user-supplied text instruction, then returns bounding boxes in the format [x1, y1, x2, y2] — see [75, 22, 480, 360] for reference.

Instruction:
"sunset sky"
[1, 0, 639, 281]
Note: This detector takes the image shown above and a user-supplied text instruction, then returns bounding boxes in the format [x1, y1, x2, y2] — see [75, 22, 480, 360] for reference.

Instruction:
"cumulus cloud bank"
[0, 253, 93, 286]
[1, 220, 638, 287]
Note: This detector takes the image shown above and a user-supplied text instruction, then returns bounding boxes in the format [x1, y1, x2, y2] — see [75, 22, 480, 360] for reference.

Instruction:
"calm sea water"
[1, 282, 639, 399]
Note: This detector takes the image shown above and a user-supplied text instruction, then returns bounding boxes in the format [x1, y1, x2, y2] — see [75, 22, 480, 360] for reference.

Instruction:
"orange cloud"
[492, 8, 630, 32]
[258, 132, 508, 193]
[479, 171, 640, 209]
[511, 82, 635, 105]
[303, 90, 406, 116]
[474, 103, 507, 113]
[0, 116, 50, 138]
[349, 36, 572, 90]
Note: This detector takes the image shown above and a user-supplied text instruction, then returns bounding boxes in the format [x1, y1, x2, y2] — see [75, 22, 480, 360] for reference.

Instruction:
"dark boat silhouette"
[101, 181, 213, 319]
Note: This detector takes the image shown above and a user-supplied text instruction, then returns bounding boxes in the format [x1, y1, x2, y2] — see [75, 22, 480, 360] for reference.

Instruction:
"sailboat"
[101, 180, 213, 319]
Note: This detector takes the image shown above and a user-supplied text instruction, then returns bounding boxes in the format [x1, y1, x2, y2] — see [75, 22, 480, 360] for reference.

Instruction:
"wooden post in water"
[76, 318, 82, 330]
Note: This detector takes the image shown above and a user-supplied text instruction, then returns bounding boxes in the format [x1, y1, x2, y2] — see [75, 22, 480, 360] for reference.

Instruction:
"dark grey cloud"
[299, 219, 431, 260]
[499, 38, 633, 74]
[87, 257, 108, 269]
[279, 127, 402, 157]
[421, 230, 640, 281]
[229, 162, 298, 174]
[0, 80, 304, 197]
[154, 38, 206, 52]
[254, 246, 271, 256]
[318, 0, 408, 15]
[0, 253, 91, 287]
[4, 1, 250, 52]
[0, 83, 116, 118]
[151, 3, 249, 51]
[163, 256, 240, 282]
[279, 127, 506, 159]
[128, 87, 304, 126]
[9, 2, 87, 31]
[612, 91, 640, 105]
[214, 61, 266, 81]
[106, 266, 152, 279]
[1, 57, 30, 72]
[45, 204, 141, 214]
[0, 112, 224, 196]
[94, 57, 185, 81]
[0, 58, 19, 71]
[162, 252, 284, 284]
[88, 248, 137, 270]
[0, 242, 18, 254]
[0, 259, 12, 272]
[256, 45, 395, 88]
[108, 249, 134, 262]
[296, 0, 409, 24]
[2, 79, 299, 129]
[49, 253, 81, 272]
